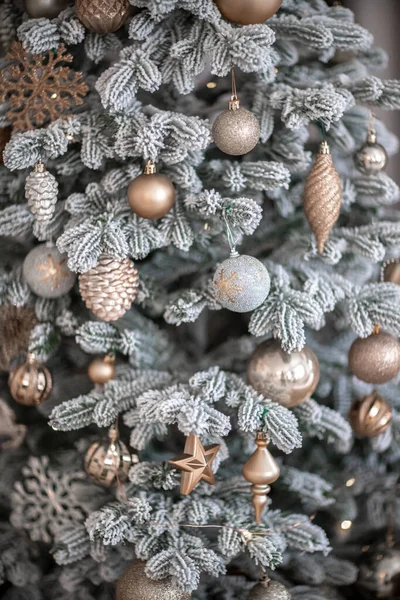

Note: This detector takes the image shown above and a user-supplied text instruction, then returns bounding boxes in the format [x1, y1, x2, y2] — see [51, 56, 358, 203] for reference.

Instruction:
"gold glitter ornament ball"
[23, 244, 76, 299]
[116, 560, 192, 600]
[9, 355, 52, 406]
[128, 161, 176, 220]
[88, 355, 115, 385]
[213, 253, 270, 313]
[354, 129, 388, 175]
[84, 426, 134, 487]
[248, 339, 320, 408]
[212, 97, 260, 156]
[75, 0, 130, 33]
[348, 331, 400, 384]
[248, 578, 292, 600]
[357, 545, 400, 599]
[215, 0, 282, 24]
[24, 0, 68, 18]
[349, 392, 392, 438]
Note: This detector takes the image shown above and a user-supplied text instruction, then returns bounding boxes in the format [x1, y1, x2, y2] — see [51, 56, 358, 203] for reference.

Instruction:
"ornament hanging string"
[231, 66, 237, 100]
[223, 206, 241, 255]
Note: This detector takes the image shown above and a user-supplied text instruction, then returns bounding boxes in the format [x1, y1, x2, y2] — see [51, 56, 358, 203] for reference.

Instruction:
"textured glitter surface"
[247, 339, 320, 407]
[116, 561, 191, 600]
[213, 254, 270, 313]
[23, 244, 76, 299]
[212, 106, 260, 156]
[354, 142, 388, 175]
[248, 580, 292, 600]
[348, 332, 400, 384]
[303, 142, 342, 253]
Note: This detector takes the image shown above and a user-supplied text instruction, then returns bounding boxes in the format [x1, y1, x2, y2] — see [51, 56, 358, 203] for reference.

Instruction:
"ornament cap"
[367, 128, 378, 144]
[229, 96, 240, 111]
[320, 141, 330, 155]
[144, 160, 157, 175]
[34, 161, 46, 173]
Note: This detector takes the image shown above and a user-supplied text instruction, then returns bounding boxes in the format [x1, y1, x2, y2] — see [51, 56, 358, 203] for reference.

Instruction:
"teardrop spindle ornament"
[303, 141, 342, 253]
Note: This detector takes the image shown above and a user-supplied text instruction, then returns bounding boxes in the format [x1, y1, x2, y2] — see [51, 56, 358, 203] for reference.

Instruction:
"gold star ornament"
[169, 433, 220, 495]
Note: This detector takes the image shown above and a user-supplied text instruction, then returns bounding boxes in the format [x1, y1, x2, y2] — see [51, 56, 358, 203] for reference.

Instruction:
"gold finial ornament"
[242, 432, 280, 524]
[303, 141, 342, 253]
[349, 392, 393, 438]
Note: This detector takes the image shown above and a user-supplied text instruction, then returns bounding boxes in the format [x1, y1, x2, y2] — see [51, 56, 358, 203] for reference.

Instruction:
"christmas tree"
[1, 1, 400, 599]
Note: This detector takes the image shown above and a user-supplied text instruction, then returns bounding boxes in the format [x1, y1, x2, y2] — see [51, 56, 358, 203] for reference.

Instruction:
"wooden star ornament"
[169, 433, 220, 495]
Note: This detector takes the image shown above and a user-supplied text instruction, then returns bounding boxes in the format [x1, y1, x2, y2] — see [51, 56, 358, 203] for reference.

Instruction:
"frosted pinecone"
[25, 162, 58, 224]
[79, 255, 139, 321]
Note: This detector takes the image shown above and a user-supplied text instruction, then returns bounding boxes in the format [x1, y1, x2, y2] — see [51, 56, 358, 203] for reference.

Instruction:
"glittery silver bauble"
[75, 0, 130, 33]
[24, 0, 69, 18]
[248, 339, 320, 408]
[357, 546, 400, 599]
[249, 579, 292, 600]
[23, 244, 76, 299]
[354, 129, 388, 175]
[213, 252, 270, 313]
[116, 560, 192, 600]
[84, 426, 134, 488]
[348, 331, 400, 384]
[212, 98, 260, 156]
[25, 162, 58, 224]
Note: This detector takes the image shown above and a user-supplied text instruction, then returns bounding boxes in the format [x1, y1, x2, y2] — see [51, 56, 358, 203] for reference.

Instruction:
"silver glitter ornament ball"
[23, 244, 76, 299]
[116, 560, 191, 600]
[213, 253, 270, 313]
[249, 579, 292, 600]
[212, 98, 260, 156]
[354, 129, 388, 175]
[24, 0, 69, 18]
[357, 545, 400, 599]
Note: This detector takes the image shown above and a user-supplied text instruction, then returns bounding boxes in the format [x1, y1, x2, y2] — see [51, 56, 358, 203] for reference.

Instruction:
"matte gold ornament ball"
[249, 578, 292, 600]
[383, 260, 400, 286]
[117, 560, 191, 600]
[23, 244, 76, 299]
[349, 392, 392, 438]
[75, 0, 130, 33]
[215, 0, 283, 24]
[9, 355, 52, 406]
[348, 331, 400, 384]
[84, 426, 135, 488]
[128, 161, 176, 220]
[354, 129, 388, 175]
[88, 355, 115, 385]
[357, 545, 400, 599]
[248, 339, 320, 408]
[24, 0, 69, 18]
[212, 97, 260, 156]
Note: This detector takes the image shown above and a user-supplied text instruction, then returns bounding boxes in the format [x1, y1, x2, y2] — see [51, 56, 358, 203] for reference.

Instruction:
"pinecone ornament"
[79, 255, 139, 322]
[25, 162, 58, 224]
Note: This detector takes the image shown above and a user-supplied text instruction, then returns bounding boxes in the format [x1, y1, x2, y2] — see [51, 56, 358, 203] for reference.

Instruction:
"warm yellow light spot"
[346, 478, 356, 487]
[206, 81, 217, 89]
[51, 92, 58, 99]
[362, 545, 370, 553]
[204, 223, 210, 231]
[341, 520, 352, 530]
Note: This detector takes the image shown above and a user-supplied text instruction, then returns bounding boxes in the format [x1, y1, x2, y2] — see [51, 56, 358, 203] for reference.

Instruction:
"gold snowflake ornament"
[0, 42, 88, 132]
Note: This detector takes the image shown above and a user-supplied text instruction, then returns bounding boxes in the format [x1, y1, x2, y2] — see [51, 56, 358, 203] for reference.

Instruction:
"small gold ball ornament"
[215, 0, 283, 24]
[247, 339, 320, 408]
[348, 329, 400, 384]
[24, 0, 68, 18]
[354, 128, 388, 175]
[116, 560, 192, 600]
[249, 578, 292, 600]
[127, 161, 176, 220]
[84, 425, 135, 488]
[357, 545, 400, 599]
[212, 95, 260, 156]
[349, 392, 392, 438]
[8, 354, 52, 406]
[382, 260, 400, 286]
[88, 354, 115, 385]
[75, 0, 130, 33]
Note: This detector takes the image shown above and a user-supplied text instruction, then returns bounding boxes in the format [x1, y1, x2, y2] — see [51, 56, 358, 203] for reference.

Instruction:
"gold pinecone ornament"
[8, 354, 52, 406]
[303, 141, 342, 253]
[79, 255, 139, 322]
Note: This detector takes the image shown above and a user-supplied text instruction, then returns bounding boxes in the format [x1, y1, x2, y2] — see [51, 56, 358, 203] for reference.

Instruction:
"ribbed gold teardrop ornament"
[303, 141, 342, 253]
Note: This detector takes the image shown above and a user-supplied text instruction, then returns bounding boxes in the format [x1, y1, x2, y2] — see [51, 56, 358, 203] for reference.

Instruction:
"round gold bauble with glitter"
[212, 96, 260, 156]
[84, 426, 134, 488]
[348, 330, 400, 384]
[75, 0, 130, 33]
[354, 129, 388, 175]
[116, 560, 192, 600]
[0, 126, 12, 165]
[248, 339, 320, 408]
[23, 243, 76, 299]
[88, 355, 116, 385]
[357, 545, 400, 599]
[215, 0, 282, 24]
[213, 252, 270, 313]
[24, 0, 68, 18]
[249, 578, 292, 600]
[8, 355, 52, 406]
[383, 260, 400, 286]
[303, 141, 342, 253]
[128, 161, 176, 220]
[349, 392, 392, 438]
[79, 255, 139, 322]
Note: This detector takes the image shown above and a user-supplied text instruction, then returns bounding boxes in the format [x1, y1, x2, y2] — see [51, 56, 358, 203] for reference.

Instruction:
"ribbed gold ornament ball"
[8, 355, 52, 406]
[349, 392, 392, 438]
[75, 0, 130, 33]
[215, 0, 283, 24]
[247, 339, 320, 408]
[84, 426, 133, 488]
[116, 560, 192, 600]
[88, 355, 115, 385]
[348, 331, 400, 384]
[128, 162, 176, 220]
[212, 98, 260, 156]
[24, 0, 68, 18]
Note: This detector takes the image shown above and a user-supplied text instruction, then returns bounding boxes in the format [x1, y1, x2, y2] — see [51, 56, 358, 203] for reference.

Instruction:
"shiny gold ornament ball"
[354, 129, 388, 175]
[249, 579, 292, 600]
[348, 331, 400, 384]
[8, 355, 52, 406]
[215, 0, 283, 24]
[75, 0, 130, 33]
[303, 141, 342, 253]
[212, 98, 260, 156]
[24, 0, 69, 18]
[116, 560, 192, 600]
[88, 355, 115, 385]
[84, 426, 134, 487]
[357, 546, 400, 599]
[383, 260, 400, 286]
[349, 392, 392, 438]
[248, 339, 320, 408]
[128, 162, 176, 220]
